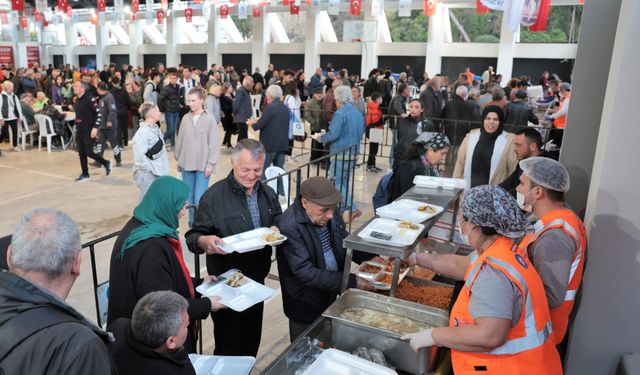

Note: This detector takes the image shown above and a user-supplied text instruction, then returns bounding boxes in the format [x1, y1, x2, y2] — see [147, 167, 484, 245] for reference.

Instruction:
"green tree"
[386, 10, 429, 42]
[231, 15, 253, 41]
[449, 8, 502, 43]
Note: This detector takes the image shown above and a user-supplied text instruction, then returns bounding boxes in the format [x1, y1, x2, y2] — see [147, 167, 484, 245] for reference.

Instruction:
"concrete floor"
[0, 129, 389, 374]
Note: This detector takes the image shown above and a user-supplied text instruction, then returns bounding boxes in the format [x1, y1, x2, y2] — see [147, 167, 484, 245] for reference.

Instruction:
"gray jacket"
[204, 94, 222, 124]
[232, 87, 252, 123]
[98, 92, 118, 129]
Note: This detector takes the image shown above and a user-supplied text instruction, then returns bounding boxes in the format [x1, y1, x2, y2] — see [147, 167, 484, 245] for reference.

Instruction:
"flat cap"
[300, 177, 341, 206]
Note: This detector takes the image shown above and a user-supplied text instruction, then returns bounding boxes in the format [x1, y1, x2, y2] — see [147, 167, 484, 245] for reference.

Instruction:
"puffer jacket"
[0, 272, 116, 375]
[158, 83, 182, 113]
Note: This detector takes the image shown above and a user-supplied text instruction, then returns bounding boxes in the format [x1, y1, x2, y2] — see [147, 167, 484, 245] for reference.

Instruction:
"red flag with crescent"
[476, 0, 489, 14]
[530, 0, 551, 32]
[349, 0, 361, 16]
[289, 2, 299, 14]
[219, 4, 229, 18]
[12, 0, 24, 11]
[57, 0, 68, 13]
[20, 15, 27, 28]
[423, 0, 437, 16]
[97, 0, 106, 12]
[185, 7, 193, 22]
[156, 10, 164, 24]
[252, 6, 261, 17]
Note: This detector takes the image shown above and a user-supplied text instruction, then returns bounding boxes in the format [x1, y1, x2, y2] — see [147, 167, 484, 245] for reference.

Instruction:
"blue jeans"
[262, 151, 286, 195]
[330, 158, 357, 212]
[182, 170, 210, 227]
[164, 111, 180, 147]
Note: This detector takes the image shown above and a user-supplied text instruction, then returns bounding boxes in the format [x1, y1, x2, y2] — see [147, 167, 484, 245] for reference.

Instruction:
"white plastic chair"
[250, 94, 262, 119]
[36, 114, 65, 153]
[264, 166, 289, 210]
[18, 119, 36, 151]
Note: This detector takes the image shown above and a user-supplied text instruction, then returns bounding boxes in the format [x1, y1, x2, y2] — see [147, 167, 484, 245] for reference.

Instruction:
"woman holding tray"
[107, 176, 225, 353]
[388, 132, 450, 202]
[402, 185, 562, 375]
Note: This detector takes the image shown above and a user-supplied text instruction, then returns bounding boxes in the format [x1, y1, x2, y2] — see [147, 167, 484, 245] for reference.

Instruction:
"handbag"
[369, 127, 384, 144]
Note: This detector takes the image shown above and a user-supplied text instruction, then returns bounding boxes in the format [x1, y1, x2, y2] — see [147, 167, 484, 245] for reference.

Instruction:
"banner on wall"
[238, 2, 247, 19]
[26, 46, 40, 67]
[398, 0, 411, 17]
[0, 46, 14, 67]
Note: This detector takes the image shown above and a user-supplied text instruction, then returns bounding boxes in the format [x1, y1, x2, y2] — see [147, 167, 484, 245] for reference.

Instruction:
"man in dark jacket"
[0, 208, 116, 374]
[419, 76, 443, 122]
[377, 70, 393, 113]
[109, 291, 196, 375]
[247, 85, 290, 191]
[305, 88, 327, 164]
[158, 72, 182, 147]
[232, 76, 254, 141]
[277, 177, 376, 341]
[186, 139, 282, 357]
[96, 82, 122, 166]
[251, 67, 264, 88]
[504, 90, 539, 127]
[363, 69, 379, 99]
[72, 81, 111, 181]
[110, 76, 132, 148]
[441, 85, 481, 147]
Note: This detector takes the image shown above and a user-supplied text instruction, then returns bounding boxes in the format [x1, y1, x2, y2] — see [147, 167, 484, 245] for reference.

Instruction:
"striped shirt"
[315, 224, 338, 271]
[245, 184, 261, 229]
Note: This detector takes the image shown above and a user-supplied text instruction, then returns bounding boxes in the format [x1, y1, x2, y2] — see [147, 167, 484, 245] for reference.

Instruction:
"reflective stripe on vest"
[530, 217, 582, 301]
[464, 256, 553, 355]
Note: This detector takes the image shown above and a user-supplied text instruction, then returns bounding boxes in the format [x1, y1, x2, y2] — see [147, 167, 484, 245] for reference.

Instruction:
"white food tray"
[218, 227, 287, 253]
[376, 199, 444, 224]
[357, 218, 425, 247]
[196, 269, 277, 312]
[302, 349, 397, 375]
[189, 354, 255, 375]
[413, 176, 466, 190]
[354, 261, 387, 281]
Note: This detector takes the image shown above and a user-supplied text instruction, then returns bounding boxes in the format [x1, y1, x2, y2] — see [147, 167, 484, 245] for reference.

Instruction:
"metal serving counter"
[341, 186, 463, 296]
[262, 290, 449, 375]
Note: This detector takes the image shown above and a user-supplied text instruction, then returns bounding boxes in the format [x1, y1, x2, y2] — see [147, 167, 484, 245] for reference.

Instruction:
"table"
[64, 112, 76, 150]
[340, 185, 462, 297]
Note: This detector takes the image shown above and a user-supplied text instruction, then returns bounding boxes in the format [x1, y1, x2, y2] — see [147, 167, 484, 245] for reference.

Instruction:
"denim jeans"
[262, 151, 286, 195]
[330, 158, 357, 212]
[164, 111, 180, 147]
[182, 170, 210, 227]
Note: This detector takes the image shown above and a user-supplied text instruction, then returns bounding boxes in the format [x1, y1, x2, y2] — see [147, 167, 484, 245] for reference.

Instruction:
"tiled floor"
[0, 130, 390, 374]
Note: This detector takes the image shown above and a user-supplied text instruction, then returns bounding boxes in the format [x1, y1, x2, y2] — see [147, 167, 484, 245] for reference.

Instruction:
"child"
[365, 92, 384, 172]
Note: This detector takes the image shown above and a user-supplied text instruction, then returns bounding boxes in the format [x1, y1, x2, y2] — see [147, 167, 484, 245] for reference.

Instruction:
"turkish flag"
[90, 13, 97, 25]
[12, 0, 24, 11]
[66, 7, 73, 17]
[35, 12, 42, 22]
[283, 0, 289, 6]
[219, 4, 229, 18]
[252, 6, 261, 17]
[230, 0, 238, 4]
[97, 0, 105, 12]
[530, 0, 550, 31]
[423, 0, 437, 16]
[349, 0, 361, 16]
[20, 15, 27, 28]
[476, 0, 489, 14]
[185, 7, 193, 22]
[156, 9, 164, 24]
[290, 2, 299, 14]
[43, 17, 48, 26]
[131, 0, 139, 13]
[130, 13, 135, 21]
[57, 0, 68, 12]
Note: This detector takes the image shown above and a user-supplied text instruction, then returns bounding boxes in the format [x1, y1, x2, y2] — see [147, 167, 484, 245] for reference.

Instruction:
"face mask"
[458, 221, 471, 247]
[517, 189, 537, 212]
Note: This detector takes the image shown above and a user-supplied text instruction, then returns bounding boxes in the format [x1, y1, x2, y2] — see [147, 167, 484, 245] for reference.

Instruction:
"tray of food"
[412, 176, 466, 190]
[355, 261, 386, 281]
[217, 227, 287, 253]
[195, 269, 278, 312]
[357, 218, 425, 247]
[376, 199, 444, 224]
[301, 348, 398, 375]
[394, 277, 454, 312]
[411, 266, 437, 280]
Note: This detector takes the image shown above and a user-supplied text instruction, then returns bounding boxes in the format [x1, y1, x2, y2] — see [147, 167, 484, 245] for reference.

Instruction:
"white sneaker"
[13, 147, 22, 152]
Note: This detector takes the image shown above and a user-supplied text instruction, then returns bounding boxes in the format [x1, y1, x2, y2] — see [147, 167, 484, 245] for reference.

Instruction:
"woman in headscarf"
[403, 185, 562, 375]
[389, 132, 450, 202]
[107, 176, 224, 353]
[453, 106, 518, 188]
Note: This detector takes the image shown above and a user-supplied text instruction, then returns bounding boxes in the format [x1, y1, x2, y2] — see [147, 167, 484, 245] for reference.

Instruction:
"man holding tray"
[276, 177, 379, 341]
[186, 138, 282, 357]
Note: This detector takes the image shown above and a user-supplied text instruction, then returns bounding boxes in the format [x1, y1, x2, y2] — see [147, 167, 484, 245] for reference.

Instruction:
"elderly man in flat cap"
[276, 177, 379, 342]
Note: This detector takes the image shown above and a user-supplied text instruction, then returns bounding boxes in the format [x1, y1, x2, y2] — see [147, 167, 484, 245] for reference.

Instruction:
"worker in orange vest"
[403, 185, 562, 375]
[516, 157, 587, 345]
[549, 82, 571, 129]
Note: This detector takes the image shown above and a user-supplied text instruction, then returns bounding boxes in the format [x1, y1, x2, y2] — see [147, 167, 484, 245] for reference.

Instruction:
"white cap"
[519, 157, 570, 192]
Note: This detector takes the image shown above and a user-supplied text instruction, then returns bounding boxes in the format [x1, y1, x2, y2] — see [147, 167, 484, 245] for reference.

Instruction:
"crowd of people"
[0, 60, 582, 375]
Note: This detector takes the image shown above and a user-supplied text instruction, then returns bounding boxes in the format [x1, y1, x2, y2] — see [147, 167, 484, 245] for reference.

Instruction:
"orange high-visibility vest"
[554, 92, 571, 129]
[518, 208, 587, 344]
[450, 237, 563, 375]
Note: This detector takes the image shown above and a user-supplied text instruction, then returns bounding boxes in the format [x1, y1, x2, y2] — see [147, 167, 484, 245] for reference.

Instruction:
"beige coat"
[174, 111, 220, 172]
[453, 129, 518, 187]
